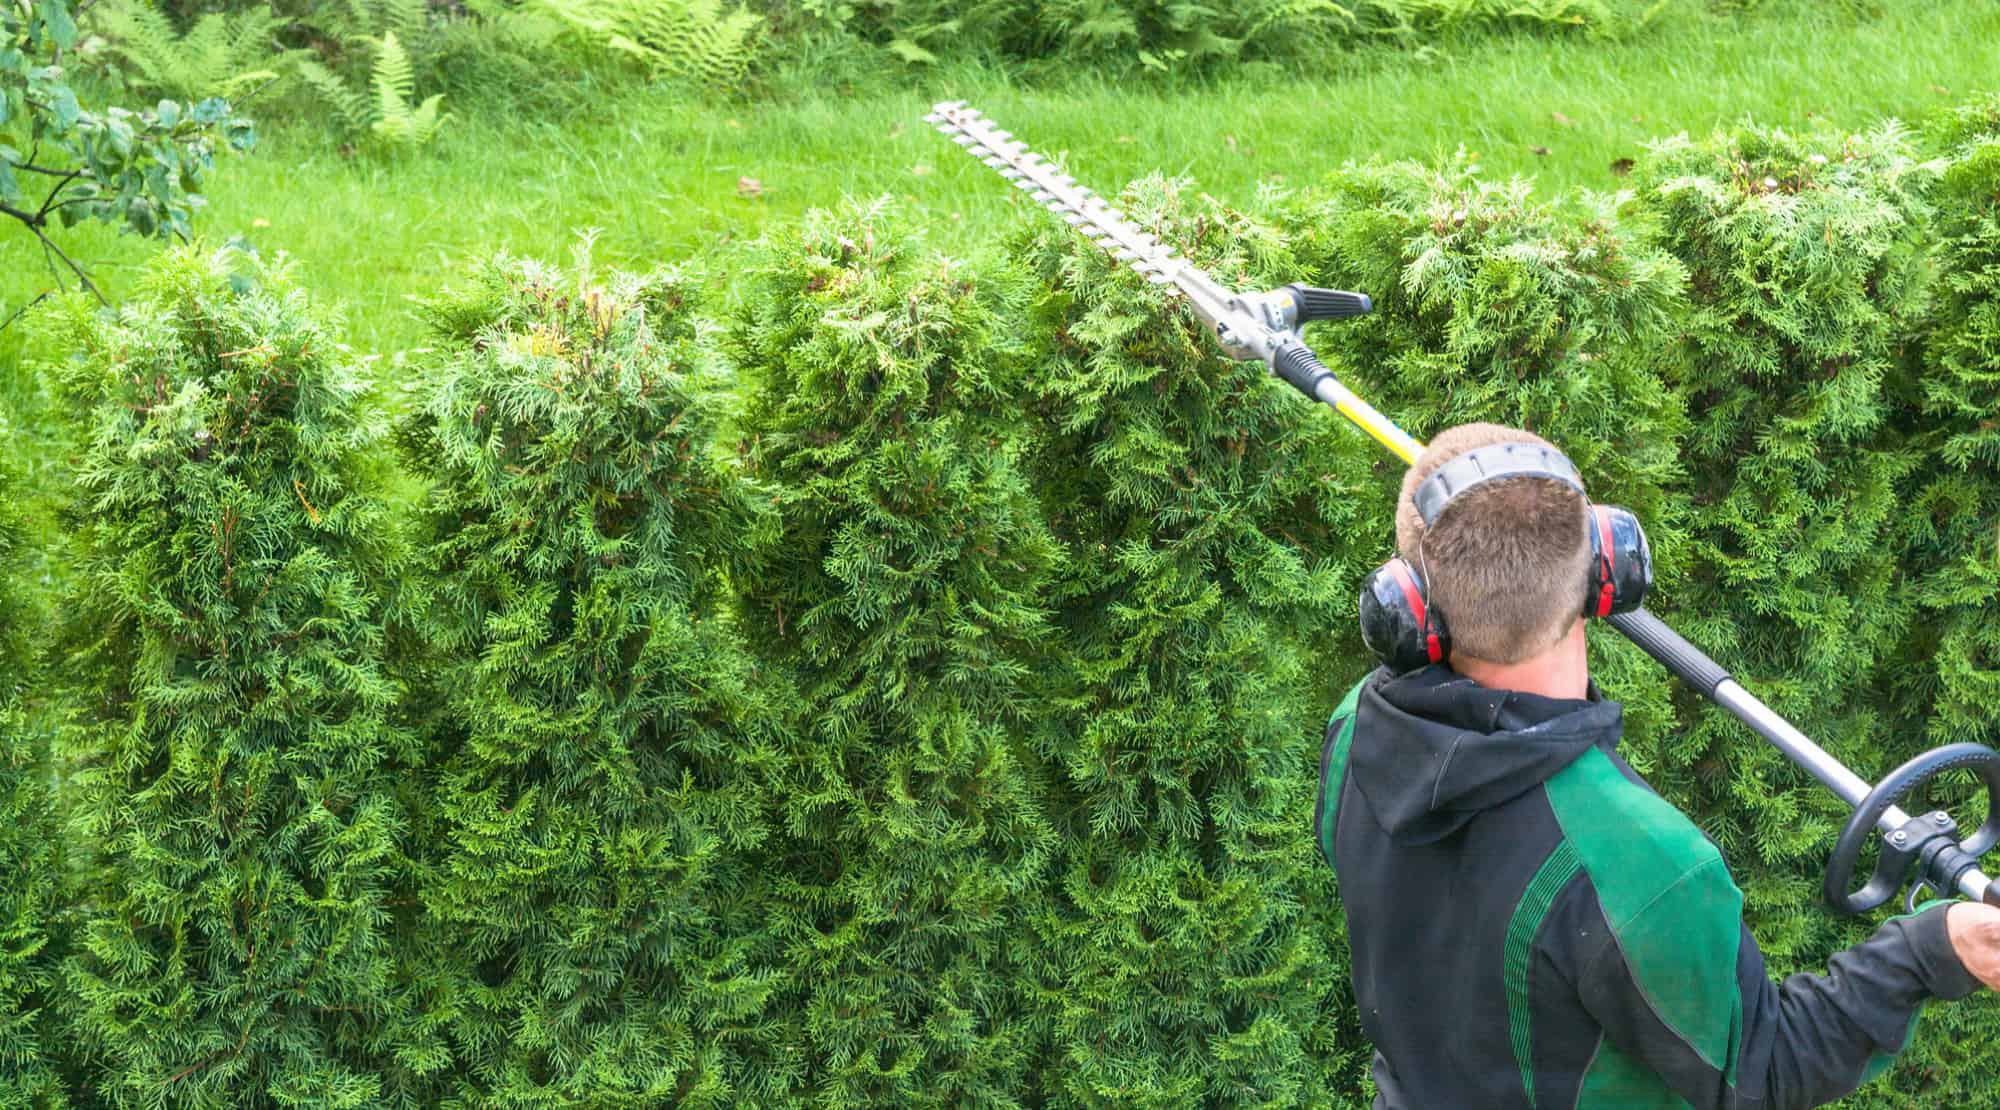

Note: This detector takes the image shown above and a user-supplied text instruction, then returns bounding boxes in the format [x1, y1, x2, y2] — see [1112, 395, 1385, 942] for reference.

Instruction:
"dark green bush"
[398, 253, 787, 1106]
[1836, 100, 2000, 1108]
[1007, 177, 1369, 1105]
[1628, 123, 1939, 959]
[1904, 95, 2000, 749]
[0, 425, 66, 1107]
[729, 202, 1062, 1105]
[43, 246, 419, 1107]
[759, 0, 1666, 78]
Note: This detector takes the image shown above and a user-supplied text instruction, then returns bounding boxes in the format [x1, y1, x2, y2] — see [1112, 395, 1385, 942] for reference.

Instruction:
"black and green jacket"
[1315, 665, 1981, 1109]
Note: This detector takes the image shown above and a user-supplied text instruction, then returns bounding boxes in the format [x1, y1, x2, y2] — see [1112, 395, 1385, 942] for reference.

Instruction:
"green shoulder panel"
[1545, 747, 1745, 1083]
[1314, 675, 1370, 878]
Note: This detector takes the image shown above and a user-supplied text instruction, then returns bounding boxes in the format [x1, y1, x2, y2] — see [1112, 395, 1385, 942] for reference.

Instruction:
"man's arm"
[1569, 860, 1981, 1110]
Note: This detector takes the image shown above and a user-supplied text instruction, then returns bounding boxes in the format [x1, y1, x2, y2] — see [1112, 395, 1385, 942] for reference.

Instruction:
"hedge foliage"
[1007, 178, 1369, 1104]
[0, 424, 66, 1106]
[731, 202, 1059, 1105]
[398, 254, 784, 1104]
[5, 99, 2000, 1105]
[43, 248, 419, 1106]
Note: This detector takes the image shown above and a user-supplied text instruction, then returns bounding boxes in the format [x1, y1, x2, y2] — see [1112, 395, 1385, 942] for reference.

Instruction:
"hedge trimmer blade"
[926, 99, 1417, 461]
[924, 101, 1235, 329]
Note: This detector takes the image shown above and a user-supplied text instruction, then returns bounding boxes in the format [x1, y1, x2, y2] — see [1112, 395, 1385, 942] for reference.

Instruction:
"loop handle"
[1824, 743, 2000, 914]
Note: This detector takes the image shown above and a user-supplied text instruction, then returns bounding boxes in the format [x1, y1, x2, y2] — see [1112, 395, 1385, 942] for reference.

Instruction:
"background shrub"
[3, 0, 254, 314]
[43, 246, 419, 1107]
[729, 202, 1064, 1105]
[398, 251, 787, 1105]
[90, 0, 303, 102]
[770, 0, 1666, 77]
[1007, 177, 1370, 1104]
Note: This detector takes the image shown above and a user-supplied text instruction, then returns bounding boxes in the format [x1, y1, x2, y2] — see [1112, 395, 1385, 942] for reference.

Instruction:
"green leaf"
[35, 0, 76, 50]
[46, 82, 79, 129]
[127, 195, 156, 236]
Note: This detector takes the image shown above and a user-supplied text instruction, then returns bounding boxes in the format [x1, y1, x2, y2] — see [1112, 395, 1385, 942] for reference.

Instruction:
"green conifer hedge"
[1279, 157, 1692, 749]
[1908, 95, 2000, 749]
[43, 247, 419, 1107]
[399, 254, 786, 1106]
[5, 98, 2000, 1106]
[731, 203, 1061, 1105]
[0, 426, 66, 1107]
[1010, 178, 1368, 1104]
[1631, 123, 1941, 959]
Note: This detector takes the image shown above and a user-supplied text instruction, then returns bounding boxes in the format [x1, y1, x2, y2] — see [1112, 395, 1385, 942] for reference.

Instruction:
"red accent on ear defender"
[1591, 505, 1616, 618]
[1385, 559, 1443, 663]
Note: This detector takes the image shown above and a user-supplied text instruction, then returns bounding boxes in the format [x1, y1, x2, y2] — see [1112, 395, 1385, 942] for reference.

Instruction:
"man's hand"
[1946, 902, 2000, 990]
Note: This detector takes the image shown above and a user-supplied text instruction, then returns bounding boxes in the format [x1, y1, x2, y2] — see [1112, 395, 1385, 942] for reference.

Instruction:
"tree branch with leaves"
[2, 0, 254, 321]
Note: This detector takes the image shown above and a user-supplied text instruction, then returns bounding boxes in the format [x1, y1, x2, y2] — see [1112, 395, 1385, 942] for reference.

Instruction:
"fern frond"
[372, 29, 418, 119]
[538, 0, 761, 87]
[366, 32, 449, 151]
[379, 0, 429, 45]
[667, 0, 761, 85]
[298, 58, 370, 137]
[95, 0, 298, 101]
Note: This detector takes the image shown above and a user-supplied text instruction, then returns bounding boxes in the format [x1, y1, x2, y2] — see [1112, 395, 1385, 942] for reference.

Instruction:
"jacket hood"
[1346, 664, 1623, 846]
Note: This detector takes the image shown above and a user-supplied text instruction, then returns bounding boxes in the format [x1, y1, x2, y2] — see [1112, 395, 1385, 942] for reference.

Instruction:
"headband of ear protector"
[1358, 442, 1654, 673]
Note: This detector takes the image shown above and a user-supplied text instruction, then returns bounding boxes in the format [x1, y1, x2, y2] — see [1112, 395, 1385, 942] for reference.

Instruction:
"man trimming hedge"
[1316, 422, 2000, 1108]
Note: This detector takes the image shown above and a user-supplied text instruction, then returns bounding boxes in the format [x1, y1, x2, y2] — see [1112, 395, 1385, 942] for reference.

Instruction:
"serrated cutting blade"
[926, 101, 1219, 303]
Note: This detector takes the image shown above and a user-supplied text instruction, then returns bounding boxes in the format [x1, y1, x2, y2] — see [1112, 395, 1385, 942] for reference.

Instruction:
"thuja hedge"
[41, 249, 422, 1106]
[397, 255, 786, 1104]
[3, 102, 1999, 1104]
[731, 202, 1061, 1105]
[0, 424, 65, 1106]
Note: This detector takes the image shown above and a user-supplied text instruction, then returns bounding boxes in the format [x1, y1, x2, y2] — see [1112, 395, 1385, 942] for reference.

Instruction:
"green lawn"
[4, 0, 1998, 364]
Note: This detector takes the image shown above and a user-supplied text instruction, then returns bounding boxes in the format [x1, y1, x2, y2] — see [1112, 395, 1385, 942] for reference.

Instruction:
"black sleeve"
[1576, 898, 1980, 1110]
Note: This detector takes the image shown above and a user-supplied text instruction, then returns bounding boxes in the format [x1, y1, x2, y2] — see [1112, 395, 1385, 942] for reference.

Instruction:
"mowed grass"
[2, 0, 1997, 370]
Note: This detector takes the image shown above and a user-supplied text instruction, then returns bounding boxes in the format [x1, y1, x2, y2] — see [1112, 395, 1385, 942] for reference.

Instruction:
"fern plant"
[301, 32, 447, 152]
[540, 0, 762, 86]
[300, 0, 433, 61]
[92, 0, 301, 101]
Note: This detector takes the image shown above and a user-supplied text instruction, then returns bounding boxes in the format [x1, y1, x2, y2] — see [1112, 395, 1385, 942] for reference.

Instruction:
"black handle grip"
[1606, 608, 1732, 695]
[1283, 285, 1373, 323]
[1270, 341, 1334, 401]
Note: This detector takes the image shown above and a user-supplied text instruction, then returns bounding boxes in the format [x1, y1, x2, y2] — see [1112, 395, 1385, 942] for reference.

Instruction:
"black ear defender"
[1357, 442, 1654, 673]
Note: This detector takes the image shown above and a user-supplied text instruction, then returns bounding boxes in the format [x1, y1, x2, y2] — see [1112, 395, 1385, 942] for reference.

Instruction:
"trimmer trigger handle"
[1282, 285, 1374, 325]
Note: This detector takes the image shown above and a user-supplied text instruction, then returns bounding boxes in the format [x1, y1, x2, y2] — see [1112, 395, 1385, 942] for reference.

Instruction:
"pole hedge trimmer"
[926, 99, 2000, 916]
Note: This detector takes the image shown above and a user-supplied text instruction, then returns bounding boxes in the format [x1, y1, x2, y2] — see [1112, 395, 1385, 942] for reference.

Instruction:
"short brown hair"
[1395, 423, 1591, 664]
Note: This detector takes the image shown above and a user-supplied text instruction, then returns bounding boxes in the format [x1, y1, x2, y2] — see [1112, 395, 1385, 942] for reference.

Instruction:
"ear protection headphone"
[1358, 442, 1654, 673]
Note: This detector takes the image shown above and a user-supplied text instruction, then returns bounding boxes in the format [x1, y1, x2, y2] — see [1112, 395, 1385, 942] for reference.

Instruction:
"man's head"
[1396, 422, 1592, 666]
